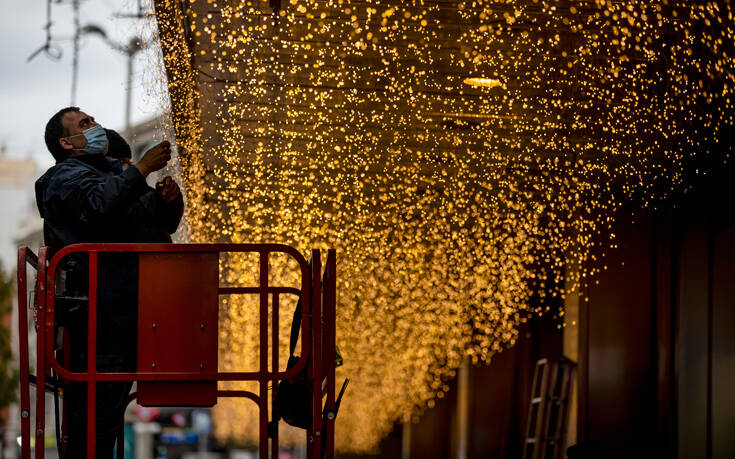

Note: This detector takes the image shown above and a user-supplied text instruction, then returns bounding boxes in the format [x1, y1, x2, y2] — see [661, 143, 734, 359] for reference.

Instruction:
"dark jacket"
[35, 154, 184, 307]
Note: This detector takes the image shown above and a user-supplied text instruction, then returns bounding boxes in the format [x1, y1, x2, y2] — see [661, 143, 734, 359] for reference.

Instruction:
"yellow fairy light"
[143, 0, 735, 452]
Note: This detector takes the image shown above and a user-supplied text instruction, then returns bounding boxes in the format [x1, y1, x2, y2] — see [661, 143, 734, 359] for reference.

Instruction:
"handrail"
[44, 244, 312, 383]
[16, 247, 37, 457]
[35, 247, 49, 459]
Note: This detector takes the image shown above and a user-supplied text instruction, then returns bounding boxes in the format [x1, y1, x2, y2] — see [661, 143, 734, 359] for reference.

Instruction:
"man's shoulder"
[36, 158, 95, 193]
[44, 157, 106, 179]
[34, 161, 84, 216]
[35, 162, 66, 190]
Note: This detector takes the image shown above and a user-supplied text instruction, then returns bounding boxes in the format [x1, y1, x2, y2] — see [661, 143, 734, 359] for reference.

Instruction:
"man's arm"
[45, 164, 149, 225]
[44, 142, 172, 225]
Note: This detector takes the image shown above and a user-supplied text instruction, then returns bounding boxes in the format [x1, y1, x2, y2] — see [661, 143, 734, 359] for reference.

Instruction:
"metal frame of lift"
[17, 243, 337, 459]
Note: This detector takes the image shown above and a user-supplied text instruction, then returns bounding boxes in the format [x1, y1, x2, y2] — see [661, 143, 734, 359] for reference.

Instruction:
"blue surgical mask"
[69, 125, 109, 155]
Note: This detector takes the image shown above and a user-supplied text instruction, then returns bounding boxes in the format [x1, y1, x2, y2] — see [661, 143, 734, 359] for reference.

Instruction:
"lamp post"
[123, 36, 143, 134]
[80, 25, 145, 133]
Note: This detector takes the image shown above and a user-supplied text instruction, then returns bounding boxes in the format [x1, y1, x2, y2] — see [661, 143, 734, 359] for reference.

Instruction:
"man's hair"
[45, 107, 80, 162]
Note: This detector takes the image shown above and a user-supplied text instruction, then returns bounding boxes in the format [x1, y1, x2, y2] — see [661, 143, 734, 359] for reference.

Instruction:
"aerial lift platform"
[17, 243, 338, 459]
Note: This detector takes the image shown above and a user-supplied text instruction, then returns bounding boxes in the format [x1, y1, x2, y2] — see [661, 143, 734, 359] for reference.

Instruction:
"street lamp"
[81, 25, 147, 133]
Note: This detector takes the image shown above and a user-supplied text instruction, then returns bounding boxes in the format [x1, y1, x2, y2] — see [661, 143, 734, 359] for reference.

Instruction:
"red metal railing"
[17, 247, 37, 458]
[18, 243, 337, 459]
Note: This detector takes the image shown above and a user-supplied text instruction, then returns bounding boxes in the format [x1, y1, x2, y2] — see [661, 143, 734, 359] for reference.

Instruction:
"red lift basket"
[17, 243, 338, 459]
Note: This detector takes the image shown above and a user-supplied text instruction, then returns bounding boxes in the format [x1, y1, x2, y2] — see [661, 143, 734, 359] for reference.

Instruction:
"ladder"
[523, 357, 577, 459]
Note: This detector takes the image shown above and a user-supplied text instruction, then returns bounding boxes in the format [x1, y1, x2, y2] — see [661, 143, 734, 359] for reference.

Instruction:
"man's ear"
[59, 136, 75, 151]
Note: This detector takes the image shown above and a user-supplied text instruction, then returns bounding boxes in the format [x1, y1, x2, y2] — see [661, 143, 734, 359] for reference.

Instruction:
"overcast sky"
[0, 0, 165, 268]
[0, 0, 163, 170]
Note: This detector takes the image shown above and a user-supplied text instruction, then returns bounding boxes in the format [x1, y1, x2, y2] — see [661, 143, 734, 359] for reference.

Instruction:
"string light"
[463, 77, 506, 89]
[147, 0, 735, 452]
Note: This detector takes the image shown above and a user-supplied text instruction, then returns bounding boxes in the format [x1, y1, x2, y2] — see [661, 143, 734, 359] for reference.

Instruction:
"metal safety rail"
[17, 243, 338, 459]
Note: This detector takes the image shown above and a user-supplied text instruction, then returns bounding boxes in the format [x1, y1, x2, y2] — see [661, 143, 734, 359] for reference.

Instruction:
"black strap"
[289, 295, 302, 358]
[290, 255, 315, 357]
[335, 378, 349, 413]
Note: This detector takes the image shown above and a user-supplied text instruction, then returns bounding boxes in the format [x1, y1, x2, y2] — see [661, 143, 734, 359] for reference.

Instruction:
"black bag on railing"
[274, 296, 313, 428]
[274, 258, 347, 432]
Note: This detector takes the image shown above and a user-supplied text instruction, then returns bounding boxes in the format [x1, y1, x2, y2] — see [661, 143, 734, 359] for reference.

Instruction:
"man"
[36, 107, 184, 457]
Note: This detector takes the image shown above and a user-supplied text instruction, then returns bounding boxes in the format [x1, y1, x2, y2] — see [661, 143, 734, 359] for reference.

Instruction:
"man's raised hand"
[157, 176, 181, 202]
[135, 141, 171, 177]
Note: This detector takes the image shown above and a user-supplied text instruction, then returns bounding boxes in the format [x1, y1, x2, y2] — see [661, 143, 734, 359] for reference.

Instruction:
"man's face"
[59, 111, 99, 153]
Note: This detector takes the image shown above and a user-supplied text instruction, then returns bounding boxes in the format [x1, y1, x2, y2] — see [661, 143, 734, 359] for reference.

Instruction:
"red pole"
[259, 251, 268, 459]
[35, 247, 48, 459]
[87, 252, 98, 458]
[324, 249, 337, 459]
[271, 293, 279, 459]
[62, 328, 71, 457]
[310, 251, 323, 458]
[17, 248, 33, 459]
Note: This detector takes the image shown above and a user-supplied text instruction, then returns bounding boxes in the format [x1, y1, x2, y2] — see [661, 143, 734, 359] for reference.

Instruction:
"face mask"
[69, 125, 109, 155]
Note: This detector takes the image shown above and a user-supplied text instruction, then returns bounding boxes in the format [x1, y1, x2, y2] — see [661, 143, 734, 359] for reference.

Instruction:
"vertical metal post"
[17, 249, 31, 459]
[87, 252, 98, 458]
[71, 0, 80, 105]
[35, 248, 48, 459]
[457, 358, 469, 459]
[259, 251, 269, 459]
[563, 276, 580, 450]
[35, 254, 46, 458]
[310, 251, 322, 458]
[401, 420, 411, 459]
[62, 329, 71, 456]
[271, 293, 279, 459]
[323, 249, 336, 459]
[45, 254, 60, 459]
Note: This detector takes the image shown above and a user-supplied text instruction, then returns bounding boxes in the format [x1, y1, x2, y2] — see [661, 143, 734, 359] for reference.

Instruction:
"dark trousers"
[63, 301, 136, 459]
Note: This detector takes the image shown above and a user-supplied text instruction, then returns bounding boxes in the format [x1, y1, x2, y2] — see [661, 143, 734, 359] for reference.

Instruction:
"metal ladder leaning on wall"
[523, 357, 577, 459]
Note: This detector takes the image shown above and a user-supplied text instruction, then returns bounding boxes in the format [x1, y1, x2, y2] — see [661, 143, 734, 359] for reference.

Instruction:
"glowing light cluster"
[464, 77, 506, 89]
[149, 0, 735, 451]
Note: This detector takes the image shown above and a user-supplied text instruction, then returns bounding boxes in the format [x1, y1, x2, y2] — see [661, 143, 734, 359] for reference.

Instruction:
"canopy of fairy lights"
[145, 0, 735, 451]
